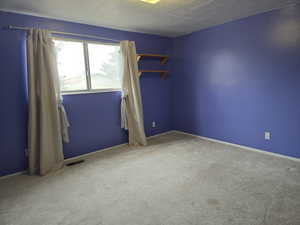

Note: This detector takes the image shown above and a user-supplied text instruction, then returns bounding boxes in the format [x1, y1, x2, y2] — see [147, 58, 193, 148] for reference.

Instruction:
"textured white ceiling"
[0, 0, 299, 37]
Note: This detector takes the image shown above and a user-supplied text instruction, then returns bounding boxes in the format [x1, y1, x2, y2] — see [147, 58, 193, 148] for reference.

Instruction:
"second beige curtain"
[120, 41, 147, 146]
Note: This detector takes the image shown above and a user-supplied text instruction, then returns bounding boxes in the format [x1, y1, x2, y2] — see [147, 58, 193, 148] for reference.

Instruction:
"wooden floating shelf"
[137, 54, 169, 65]
[138, 70, 168, 79]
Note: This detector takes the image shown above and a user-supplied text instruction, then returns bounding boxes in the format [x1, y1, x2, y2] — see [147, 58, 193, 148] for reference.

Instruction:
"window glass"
[54, 39, 121, 93]
[54, 40, 87, 91]
[88, 43, 121, 89]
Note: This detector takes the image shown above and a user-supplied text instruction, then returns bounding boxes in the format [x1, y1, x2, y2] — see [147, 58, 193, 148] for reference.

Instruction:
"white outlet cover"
[265, 132, 271, 140]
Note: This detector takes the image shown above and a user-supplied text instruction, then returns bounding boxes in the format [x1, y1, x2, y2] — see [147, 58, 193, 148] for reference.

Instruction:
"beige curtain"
[120, 41, 147, 146]
[27, 28, 70, 175]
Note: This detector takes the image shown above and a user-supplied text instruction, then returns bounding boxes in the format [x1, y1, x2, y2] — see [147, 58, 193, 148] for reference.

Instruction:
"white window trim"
[53, 36, 121, 95]
[62, 88, 121, 96]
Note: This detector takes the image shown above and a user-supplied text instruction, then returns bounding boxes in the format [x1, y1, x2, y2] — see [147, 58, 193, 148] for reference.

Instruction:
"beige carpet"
[0, 132, 299, 225]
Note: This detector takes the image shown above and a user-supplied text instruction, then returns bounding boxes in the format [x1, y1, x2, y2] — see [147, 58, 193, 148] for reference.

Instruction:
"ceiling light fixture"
[140, 0, 160, 4]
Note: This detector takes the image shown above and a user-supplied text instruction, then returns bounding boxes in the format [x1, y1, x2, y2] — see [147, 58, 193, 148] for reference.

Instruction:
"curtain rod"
[7, 25, 121, 42]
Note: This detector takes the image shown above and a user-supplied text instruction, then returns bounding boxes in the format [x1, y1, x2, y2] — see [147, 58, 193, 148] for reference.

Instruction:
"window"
[54, 38, 121, 93]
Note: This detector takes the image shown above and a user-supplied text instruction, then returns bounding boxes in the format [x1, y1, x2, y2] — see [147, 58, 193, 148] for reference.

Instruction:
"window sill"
[62, 88, 121, 96]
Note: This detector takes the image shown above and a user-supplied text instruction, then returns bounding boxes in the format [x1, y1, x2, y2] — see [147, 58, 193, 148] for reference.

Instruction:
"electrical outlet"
[265, 132, 271, 140]
[152, 121, 156, 128]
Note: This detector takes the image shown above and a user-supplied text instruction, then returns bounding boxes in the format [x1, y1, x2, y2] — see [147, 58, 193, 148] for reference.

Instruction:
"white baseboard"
[3, 129, 297, 180]
[0, 130, 174, 180]
[173, 130, 300, 163]
[147, 130, 175, 140]
[0, 170, 27, 180]
[64, 143, 128, 164]
[65, 130, 174, 163]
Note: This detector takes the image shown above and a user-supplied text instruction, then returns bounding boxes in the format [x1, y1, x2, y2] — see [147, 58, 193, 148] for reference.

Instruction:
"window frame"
[53, 36, 121, 95]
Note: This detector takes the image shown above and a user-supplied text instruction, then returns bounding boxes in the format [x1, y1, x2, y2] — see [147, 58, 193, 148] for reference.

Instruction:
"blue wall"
[1, 3, 300, 177]
[0, 12, 172, 176]
[171, 4, 300, 158]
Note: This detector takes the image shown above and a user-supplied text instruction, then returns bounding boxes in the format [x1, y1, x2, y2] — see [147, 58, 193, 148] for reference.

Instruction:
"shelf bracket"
[161, 57, 169, 65]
